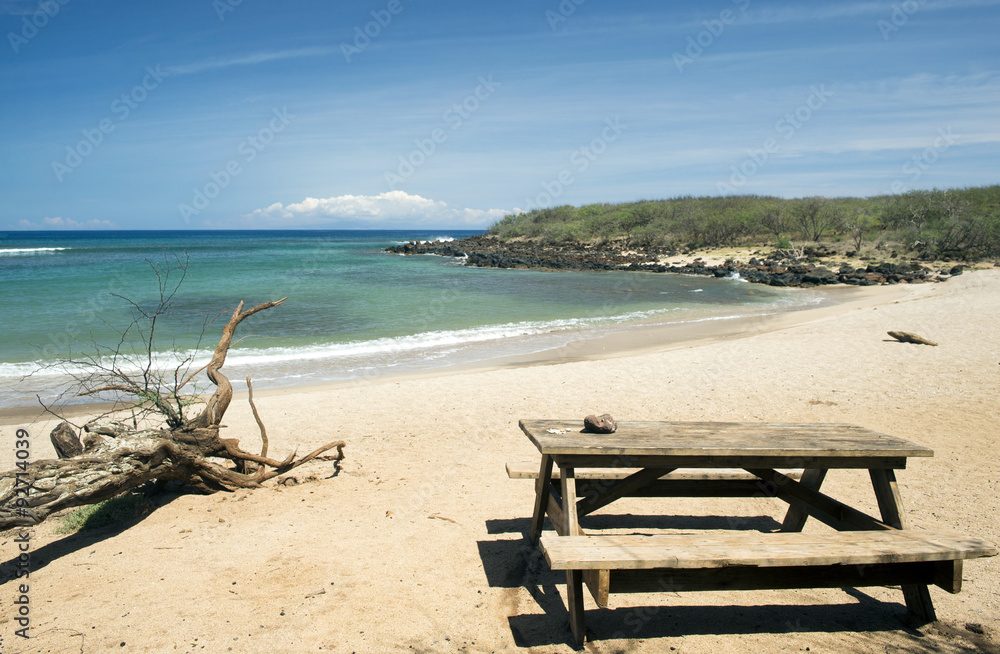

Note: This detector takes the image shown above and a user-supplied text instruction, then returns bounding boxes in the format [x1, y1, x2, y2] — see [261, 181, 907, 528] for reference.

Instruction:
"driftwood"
[887, 331, 938, 346]
[0, 299, 345, 530]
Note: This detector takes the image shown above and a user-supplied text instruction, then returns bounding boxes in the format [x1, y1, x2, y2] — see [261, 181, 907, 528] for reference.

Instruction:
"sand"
[2, 270, 999, 653]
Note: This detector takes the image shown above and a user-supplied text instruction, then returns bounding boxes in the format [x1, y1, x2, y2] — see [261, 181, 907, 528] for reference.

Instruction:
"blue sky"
[1, 0, 998, 230]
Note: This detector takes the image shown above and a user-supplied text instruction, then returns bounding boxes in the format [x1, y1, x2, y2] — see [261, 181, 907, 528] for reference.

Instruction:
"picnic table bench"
[513, 419, 998, 647]
[506, 460, 803, 497]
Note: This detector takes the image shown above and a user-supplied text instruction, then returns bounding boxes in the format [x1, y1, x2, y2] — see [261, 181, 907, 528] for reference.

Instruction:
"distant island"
[389, 185, 1000, 287]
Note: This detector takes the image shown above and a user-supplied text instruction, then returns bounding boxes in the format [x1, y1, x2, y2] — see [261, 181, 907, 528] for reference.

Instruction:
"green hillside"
[487, 186, 1000, 260]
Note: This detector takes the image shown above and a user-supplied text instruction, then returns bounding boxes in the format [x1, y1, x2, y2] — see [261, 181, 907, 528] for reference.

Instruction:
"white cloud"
[0, 0, 41, 16]
[165, 47, 336, 76]
[247, 191, 510, 228]
[17, 217, 115, 229]
[740, 0, 1000, 25]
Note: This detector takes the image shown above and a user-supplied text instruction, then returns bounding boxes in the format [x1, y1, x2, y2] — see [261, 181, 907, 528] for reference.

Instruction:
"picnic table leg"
[529, 454, 554, 544]
[560, 466, 587, 646]
[780, 468, 828, 531]
[566, 568, 586, 648]
[870, 468, 937, 621]
[561, 466, 580, 535]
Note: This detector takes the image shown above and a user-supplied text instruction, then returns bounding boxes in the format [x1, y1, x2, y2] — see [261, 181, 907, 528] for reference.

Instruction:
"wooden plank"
[553, 454, 908, 470]
[576, 467, 676, 517]
[508, 461, 642, 480]
[748, 468, 891, 532]
[578, 478, 786, 498]
[508, 460, 802, 483]
[561, 466, 580, 536]
[608, 562, 944, 593]
[546, 492, 566, 537]
[934, 560, 963, 594]
[870, 468, 937, 621]
[521, 419, 934, 460]
[559, 465, 587, 647]
[869, 468, 910, 528]
[583, 569, 610, 608]
[540, 531, 998, 571]
[781, 468, 827, 531]
[529, 454, 554, 544]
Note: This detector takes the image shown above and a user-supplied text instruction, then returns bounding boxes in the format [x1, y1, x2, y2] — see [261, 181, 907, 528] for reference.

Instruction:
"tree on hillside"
[794, 196, 833, 242]
[757, 204, 790, 241]
[844, 209, 878, 253]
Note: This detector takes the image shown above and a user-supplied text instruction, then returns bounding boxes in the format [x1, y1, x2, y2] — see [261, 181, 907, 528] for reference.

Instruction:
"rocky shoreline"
[386, 235, 968, 287]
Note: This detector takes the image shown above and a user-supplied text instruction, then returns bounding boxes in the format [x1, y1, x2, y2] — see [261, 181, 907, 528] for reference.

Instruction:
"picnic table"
[515, 419, 997, 647]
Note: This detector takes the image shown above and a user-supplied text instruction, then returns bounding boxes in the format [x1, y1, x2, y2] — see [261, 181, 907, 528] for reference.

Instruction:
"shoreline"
[0, 280, 900, 429]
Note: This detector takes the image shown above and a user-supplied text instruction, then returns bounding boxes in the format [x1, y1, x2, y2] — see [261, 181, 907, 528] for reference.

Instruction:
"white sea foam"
[0, 247, 69, 255]
[221, 310, 676, 368]
[728, 271, 748, 282]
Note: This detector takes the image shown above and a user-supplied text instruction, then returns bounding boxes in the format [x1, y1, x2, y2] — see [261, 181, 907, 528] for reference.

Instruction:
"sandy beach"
[2, 269, 999, 653]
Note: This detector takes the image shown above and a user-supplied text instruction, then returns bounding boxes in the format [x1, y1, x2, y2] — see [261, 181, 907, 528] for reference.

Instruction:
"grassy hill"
[487, 186, 1000, 261]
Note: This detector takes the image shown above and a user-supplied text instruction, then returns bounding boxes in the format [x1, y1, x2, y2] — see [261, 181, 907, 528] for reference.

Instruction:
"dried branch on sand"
[1, 299, 345, 530]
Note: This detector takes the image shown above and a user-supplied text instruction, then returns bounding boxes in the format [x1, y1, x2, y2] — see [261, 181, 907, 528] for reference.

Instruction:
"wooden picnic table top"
[520, 419, 934, 462]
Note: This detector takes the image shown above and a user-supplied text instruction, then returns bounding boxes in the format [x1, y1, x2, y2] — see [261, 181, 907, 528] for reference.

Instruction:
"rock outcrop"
[386, 236, 952, 288]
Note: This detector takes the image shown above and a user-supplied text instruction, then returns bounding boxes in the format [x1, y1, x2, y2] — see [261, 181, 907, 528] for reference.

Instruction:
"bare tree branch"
[1, 258, 339, 530]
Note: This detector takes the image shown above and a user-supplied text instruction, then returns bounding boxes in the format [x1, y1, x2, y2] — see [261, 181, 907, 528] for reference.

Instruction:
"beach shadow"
[477, 537, 561, 589]
[506, 599, 925, 649]
[476, 536, 569, 646]
[0, 489, 183, 586]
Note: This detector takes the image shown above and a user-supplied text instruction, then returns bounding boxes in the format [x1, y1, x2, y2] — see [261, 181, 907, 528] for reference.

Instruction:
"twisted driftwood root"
[0, 299, 346, 530]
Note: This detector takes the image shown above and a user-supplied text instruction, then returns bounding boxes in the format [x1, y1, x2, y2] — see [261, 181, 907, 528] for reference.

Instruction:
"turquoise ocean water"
[0, 230, 822, 409]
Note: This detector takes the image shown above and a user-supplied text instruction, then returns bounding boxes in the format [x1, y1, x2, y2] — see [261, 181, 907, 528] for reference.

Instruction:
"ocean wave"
[222, 310, 677, 367]
[0, 353, 209, 380]
[0, 247, 69, 255]
[0, 309, 681, 381]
